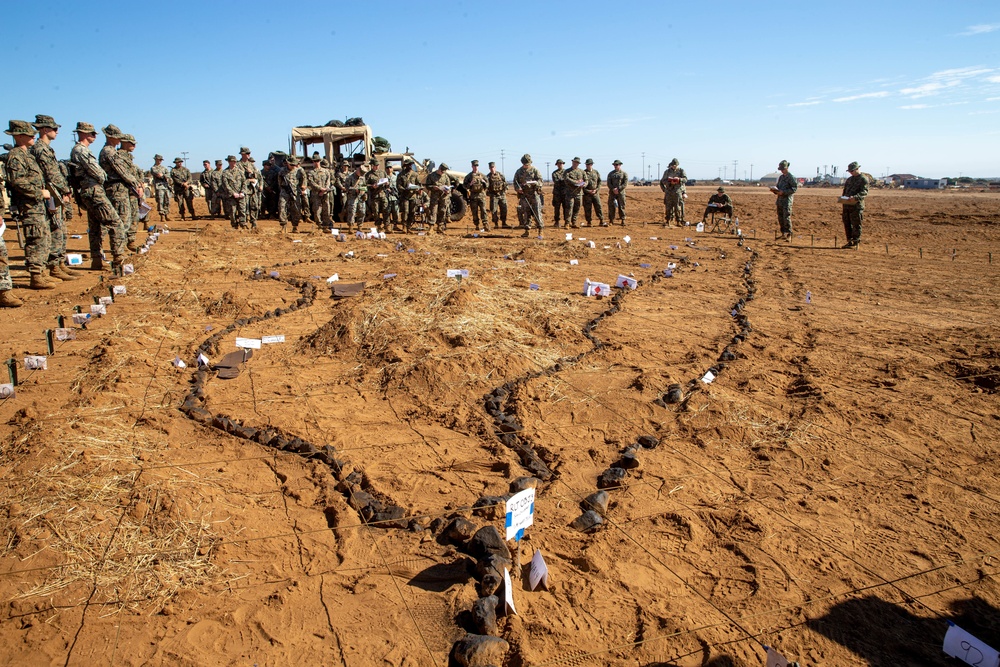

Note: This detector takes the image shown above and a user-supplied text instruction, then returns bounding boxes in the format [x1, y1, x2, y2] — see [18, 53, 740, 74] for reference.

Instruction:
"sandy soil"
[1, 185, 998, 667]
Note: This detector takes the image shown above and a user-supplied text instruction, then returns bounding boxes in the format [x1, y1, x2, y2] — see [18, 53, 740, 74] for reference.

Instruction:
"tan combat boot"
[49, 265, 79, 281]
[0, 290, 23, 307]
[29, 273, 58, 290]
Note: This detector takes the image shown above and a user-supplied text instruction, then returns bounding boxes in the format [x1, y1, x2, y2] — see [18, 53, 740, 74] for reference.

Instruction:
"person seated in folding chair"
[702, 186, 734, 229]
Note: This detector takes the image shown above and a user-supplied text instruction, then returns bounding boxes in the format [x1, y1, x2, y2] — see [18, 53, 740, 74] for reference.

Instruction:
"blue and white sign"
[944, 622, 1000, 667]
[505, 488, 535, 541]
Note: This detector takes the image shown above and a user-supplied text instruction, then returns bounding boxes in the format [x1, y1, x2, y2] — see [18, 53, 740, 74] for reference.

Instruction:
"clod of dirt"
[467, 526, 511, 561]
[597, 467, 628, 489]
[581, 490, 610, 516]
[509, 476, 540, 493]
[451, 633, 509, 667]
[442, 517, 478, 544]
[570, 510, 604, 533]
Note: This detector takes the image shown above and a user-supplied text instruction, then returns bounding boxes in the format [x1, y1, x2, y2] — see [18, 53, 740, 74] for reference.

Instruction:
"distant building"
[888, 173, 917, 185]
[758, 171, 780, 185]
[903, 178, 947, 190]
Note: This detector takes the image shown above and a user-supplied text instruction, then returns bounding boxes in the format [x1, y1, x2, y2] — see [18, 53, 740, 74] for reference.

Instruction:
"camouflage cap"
[778, 160, 789, 169]
[669, 158, 679, 166]
[847, 161, 860, 171]
[312, 154, 323, 162]
[718, 186, 725, 192]
[120, 134, 136, 144]
[154, 154, 164, 160]
[368, 157, 379, 165]
[102, 124, 124, 138]
[286, 156, 299, 165]
[320, 158, 329, 167]
[585, 158, 594, 165]
[33, 114, 60, 129]
[439, 163, 449, 170]
[488, 161, 496, 167]
[240, 146, 251, 154]
[226, 155, 237, 162]
[74, 121, 97, 134]
[521, 153, 531, 164]
[249, 157, 255, 162]
[173, 157, 184, 163]
[215, 159, 223, 165]
[555, 159, 565, 165]
[613, 159, 623, 166]
[471, 159, 479, 166]
[4, 120, 36, 136]
[572, 156, 581, 163]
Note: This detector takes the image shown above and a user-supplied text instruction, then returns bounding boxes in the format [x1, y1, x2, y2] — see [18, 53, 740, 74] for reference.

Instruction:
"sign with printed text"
[943, 623, 1000, 667]
[24, 356, 47, 371]
[261, 335, 285, 345]
[234, 338, 262, 350]
[72, 313, 91, 325]
[98, 296, 113, 306]
[505, 487, 535, 541]
[0, 384, 15, 399]
[446, 269, 469, 279]
[503, 567, 517, 616]
[113, 285, 127, 295]
[90, 304, 106, 315]
[54, 328, 76, 341]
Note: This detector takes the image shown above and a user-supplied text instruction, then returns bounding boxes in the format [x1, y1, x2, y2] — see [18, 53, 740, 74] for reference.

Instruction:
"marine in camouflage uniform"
[209, 160, 224, 218]
[170, 158, 196, 220]
[582, 158, 604, 226]
[659, 158, 685, 226]
[199, 160, 215, 217]
[551, 159, 567, 227]
[365, 158, 388, 231]
[5, 120, 55, 288]
[463, 160, 490, 231]
[563, 157, 585, 228]
[425, 163, 452, 233]
[383, 164, 400, 231]
[58, 160, 74, 222]
[220, 155, 247, 228]
[307, 156, 334, 229]
[150, 154, 171, 221]
[396, 160, 420, 232]
[241, 153, 262, 229]
[278, 157, 308, 231]
[31, 114, 79, 281]
[343, 164, 368, 231]
[701, 187, 734, 223]
[71, 122, 126, 270]
[772, 160, 797, 240]
[486, 161, 508, 227]
[118, 135, 142, 249]
[607, 160, 629, 225]
[0, 232, 20, 306]
[262, 159, 280, 220]
[513, 153, 544, 237]
[99, 124, 139, 248]
[333, 162, 351, 223]
[840, 161, 869, 248]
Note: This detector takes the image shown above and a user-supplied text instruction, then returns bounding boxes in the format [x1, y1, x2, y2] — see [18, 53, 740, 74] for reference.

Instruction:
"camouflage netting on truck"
[345, 117, 365, 127]
[373, 136, 391, 154]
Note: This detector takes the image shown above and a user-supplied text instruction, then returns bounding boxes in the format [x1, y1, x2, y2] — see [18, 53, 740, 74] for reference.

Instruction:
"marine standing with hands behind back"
[607, 160, 628, 225]
[770, 159, 797, 241]
[4, 120, 54, 290]
[513, 153, 544, 238]
[839, 161, 868, 248]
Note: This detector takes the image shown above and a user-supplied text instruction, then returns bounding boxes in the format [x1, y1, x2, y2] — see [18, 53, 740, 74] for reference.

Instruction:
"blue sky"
[7, 1, 998, 179]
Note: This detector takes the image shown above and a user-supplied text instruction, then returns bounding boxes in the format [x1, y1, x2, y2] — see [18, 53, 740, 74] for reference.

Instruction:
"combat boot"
[49, 265, 79, 281]
[127, 240, 139, 252]
[29, 273, 58, 290]
[0, 290, 23, 307]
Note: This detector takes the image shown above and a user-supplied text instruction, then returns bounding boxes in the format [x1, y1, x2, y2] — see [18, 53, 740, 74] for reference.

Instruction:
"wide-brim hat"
[102, 124, 124, 138]
[286, 156, 299, 165]
[717, 186, 725, 192]
[669, 158, 679, 166]
[4, 120, 35, 136]
[173, 157, 184, 163]
[33, 114, 60, 129]
[585, 159, 594, 165]
[226, 155, 238, 162]
[572, 156, 581, 163]
[778, 160, 789, 169]
[239, 146, 251, 154]
[121, 134, 136, 144]
[847, 161, 860, 171]
[75, 121, 98, 134]
[555, 159, 565, 165]
[154, 154, 164, 160]
[439, 163, 449, 170]
[612, 159, 623, 166]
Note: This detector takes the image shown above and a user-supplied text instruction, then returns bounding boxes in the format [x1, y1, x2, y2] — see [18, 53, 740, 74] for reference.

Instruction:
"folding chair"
[708, 208, 738, 234]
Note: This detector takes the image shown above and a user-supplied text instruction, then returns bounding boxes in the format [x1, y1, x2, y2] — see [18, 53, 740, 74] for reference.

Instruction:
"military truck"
[289, 122, 468, 222]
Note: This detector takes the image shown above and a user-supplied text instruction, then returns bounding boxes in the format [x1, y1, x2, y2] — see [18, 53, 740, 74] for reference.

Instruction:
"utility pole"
[501, 149, 505, 175]
[750, 164, 753, 182]
[641, 152, 645, 182]
[733, 160, 738, 183]
[181, 151, 189, 166]
[546, 162, 550, 182]
[657, 162, 660, 180]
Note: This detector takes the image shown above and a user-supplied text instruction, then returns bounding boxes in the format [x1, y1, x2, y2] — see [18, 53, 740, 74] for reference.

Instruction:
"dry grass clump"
[1, 414, 219, 613]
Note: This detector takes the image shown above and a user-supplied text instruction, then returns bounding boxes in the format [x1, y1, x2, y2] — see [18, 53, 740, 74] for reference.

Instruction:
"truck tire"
[449, 192, 467, 223]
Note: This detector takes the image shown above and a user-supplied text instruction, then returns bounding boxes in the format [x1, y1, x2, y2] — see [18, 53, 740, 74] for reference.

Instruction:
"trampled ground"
[1, 185, 998, 666]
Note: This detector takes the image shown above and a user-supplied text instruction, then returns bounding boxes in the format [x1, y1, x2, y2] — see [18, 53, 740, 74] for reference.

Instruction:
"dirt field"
[1, 185, 998, 667]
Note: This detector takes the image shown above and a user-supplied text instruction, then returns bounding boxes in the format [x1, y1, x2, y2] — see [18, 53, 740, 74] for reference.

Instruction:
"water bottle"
[806, 290, 812, 304]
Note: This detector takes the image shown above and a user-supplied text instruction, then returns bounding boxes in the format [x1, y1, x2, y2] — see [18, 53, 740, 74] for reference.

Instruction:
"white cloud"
[959, 23, 1000, 36]
[833, 91, 890, 102]
[929, 66, 993, 79]
[900, 104, 930, 110]
[987, 75, 1000, 83]
[969, 109, 1000, 115]
[787, 101, 821, 107]
[900, 80, 961, 98]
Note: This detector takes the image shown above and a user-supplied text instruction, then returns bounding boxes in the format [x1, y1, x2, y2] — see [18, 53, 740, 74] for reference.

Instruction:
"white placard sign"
[24, 356, 47, 370]
[503, 567, 517, 616]
[446, 269, 469, 279]
[72, 313, 91, 325]
[112, 285, 127, 295]
[99, 296, 114, 306]
[90, 304, 106, 315]
[701, 370, 716, 384]
[505, 487, 535, 541]
[569, 259, 579, 265]
[0, 384, 14, 399]
[173, 356, 187, 369]
[764, 646, 793, 667]
[565, 232, 572, 241]
[529, 549, 549, 591]
[943, 623, 1000, 667]
[326, 273, 340, 283]
[622, 235, 631, 244]
[615, 275, 638, 290]
[66, 253, 83, 266]
[234, 337, 262, 350]
[123, 264, 135, 275]
[196, 353, 210, 367]
[261, 335, 285, 345]
[54, 328, 76, 341]
[583, 279, 611, 297]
